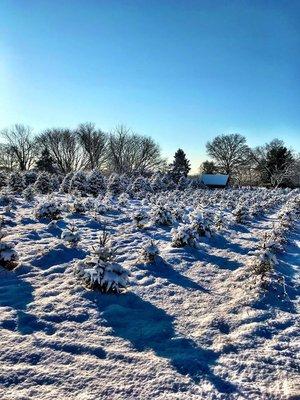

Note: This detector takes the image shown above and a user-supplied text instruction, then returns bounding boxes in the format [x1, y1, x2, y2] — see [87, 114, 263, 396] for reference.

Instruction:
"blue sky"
[1, 0, 299, 172]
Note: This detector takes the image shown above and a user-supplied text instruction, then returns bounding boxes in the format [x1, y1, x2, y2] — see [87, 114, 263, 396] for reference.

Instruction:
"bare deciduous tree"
[76, 122, 108, 170]
[1, 124, 37, 171]
[37, 128, 85, 173]
[0, 143, 17, 171]
[107, 125, 163, 174]
[206, 134, 250, 176]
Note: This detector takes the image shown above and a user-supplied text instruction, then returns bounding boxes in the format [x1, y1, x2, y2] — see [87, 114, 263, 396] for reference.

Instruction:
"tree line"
[200, 133, 299, 187]
[0, 123, 299, 187]
[0, 123, 164, 175]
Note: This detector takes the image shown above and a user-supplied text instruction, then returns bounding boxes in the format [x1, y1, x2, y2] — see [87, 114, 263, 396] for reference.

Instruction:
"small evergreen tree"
[0, 171, 7, 190]
[69, 171, 88, 195]
[131, 176, 152, 193]
[107, 173, 123, 195]
[87, 169, 106, 196]
[51, 175, 60, 191]
[170, 149, 191, 183]
[150, 172, 165, 192]
[60, 172, 74, 193]
[23, 185, 35, 201]
[23, 171, 38, 186]
[8, 171, 25, 193]
[34, 172, 53, 194]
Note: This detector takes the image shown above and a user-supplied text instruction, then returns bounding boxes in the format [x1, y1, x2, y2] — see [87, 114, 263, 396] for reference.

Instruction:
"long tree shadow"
[137, 256, 209, 292]
[84, 291, 236, 394]
[31, 244, 86, 270]
[211, 235, 251, 255]
[0, 268, 55, 335]
[181, 247, 242, 271]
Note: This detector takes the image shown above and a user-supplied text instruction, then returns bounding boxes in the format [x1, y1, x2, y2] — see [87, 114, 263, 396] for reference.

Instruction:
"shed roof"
[201, 174, 229, 186]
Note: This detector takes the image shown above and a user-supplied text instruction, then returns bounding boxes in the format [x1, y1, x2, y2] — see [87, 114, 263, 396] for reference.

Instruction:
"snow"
[0, 189, 299, 399]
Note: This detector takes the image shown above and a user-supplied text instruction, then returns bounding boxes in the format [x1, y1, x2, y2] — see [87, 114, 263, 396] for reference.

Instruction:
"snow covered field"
[0, 189, 299, 399]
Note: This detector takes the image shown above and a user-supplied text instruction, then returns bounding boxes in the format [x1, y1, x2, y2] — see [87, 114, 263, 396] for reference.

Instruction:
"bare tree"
[206, 134, 250, 176]
[0, 143, 17, 171]
[36, 128, 85, 173]
[1, 124, 37, 170]
[76, 122, 108, 170]
[107, 125, 163, 174]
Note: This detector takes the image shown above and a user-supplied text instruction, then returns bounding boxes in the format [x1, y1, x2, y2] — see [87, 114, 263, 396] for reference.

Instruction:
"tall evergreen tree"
[170, 149, 191, 183]
[36, 148, 56, 174]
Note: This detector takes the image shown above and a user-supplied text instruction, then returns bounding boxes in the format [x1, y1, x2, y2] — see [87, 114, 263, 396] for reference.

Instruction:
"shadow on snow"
[84, 291, 236, 394]
[138, 256, 209, 292]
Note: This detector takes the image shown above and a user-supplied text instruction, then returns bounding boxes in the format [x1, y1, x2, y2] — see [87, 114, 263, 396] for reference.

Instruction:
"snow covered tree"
[60, 172, 74, 193]
[75, 229, 129, 293]
[233, 205, 247, 224]
[131, 176, 152, 193]
[249, 240, 278, 289]
[170, 149, 191, 183]
[23, 185, 35, 202]
[177, 175, 189, 190]
[107, 173, 123, 195]
[140, 240, 159, 263]
[7, 171, 25, 193]
[34, 200, 61, 220]
[171, 224, 200, 248]
[133, 209, 149, 228]
[151, 205, 174, 226]
[72, 198, 86, 213]
[69, 170, 88, 195]
[189, 211, 213, 237]
[87, 169, 106, 196]
[23, 171, 38, 186]
[161, 173, 177, 190]
[150, 172, 165, 192]
[34, 172, 53, 194]
[61, 224, 81, 247]
[0, 171, 7, 190]
[0, 230, 19, 269]
[51, 175, 60, 191]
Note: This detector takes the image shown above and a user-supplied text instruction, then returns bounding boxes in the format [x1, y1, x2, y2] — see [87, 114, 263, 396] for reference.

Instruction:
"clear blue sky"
[1, 0, 299, 172]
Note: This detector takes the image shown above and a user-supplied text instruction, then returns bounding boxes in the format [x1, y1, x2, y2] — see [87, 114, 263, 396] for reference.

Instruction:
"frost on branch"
[75, 230, 129, 293]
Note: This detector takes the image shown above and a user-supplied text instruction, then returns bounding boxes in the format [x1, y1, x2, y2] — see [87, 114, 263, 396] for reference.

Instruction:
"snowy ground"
[0, 193, 299, 399]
